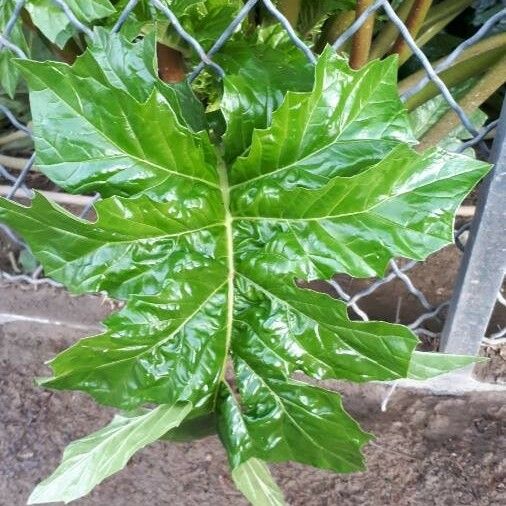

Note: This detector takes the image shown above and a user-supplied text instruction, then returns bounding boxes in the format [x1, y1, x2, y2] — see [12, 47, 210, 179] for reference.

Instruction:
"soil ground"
[1, 282, 505, 506]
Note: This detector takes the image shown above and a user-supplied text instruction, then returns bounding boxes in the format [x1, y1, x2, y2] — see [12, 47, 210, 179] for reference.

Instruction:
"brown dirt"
[1, 283, 505, 506]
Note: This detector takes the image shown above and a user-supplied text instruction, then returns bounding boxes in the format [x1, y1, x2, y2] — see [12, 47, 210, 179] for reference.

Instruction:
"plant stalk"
[418, 54, 506, 150]
[415, 0, 474, 50]
[314, 11, 356, 53]
[369, 0, 415, 59]
[422, 0, 473, 28]
[277, 0, 302, 27]
[350, 0, 376, 69]
[0, 154, 33, 171]
[389, 0, 433, 64]
[401, 34, 506, 111]
[0, 129, 29, 146]
[0, 185, 93, 207]
[398, 32, 506, 93]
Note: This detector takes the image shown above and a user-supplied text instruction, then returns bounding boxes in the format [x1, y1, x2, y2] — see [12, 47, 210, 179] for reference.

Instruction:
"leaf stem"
[401, 33, 506, 110]
[0, 154, 33, 171]
[415, 0, 474, 50]
[422, 0, 473, 28]
[350, 0, 376, 69]
[389, 0, 433, 65]
[0, 129, 29, 146]
[369, 0, 415, 60]
[418, 54, 506, 150]
[314, 11, 355, 54]
[217, 159, 235, 387]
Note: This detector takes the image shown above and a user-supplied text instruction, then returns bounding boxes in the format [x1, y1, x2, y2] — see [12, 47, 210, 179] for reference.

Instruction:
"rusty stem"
[369, 0, 415, 59]
[350, 0, 376, 69]
[389, 0, 433, 64]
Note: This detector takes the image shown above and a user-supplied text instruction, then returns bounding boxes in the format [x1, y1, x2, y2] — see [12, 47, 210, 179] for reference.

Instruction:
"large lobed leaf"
[0, 34, 490, 505]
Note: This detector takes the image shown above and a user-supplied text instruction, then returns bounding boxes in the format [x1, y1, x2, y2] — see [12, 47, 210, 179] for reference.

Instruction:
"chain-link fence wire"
[0, 0, 505, 347]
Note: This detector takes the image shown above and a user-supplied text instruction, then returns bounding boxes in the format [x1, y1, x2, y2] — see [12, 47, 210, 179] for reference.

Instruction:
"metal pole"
[441, 98, 506, 355]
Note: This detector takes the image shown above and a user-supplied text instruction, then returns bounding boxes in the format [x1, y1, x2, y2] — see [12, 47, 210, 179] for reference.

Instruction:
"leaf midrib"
[217, 159, 236, 393]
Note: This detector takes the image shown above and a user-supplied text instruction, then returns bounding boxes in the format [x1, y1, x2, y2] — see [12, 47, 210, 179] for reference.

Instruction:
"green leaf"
[15, 34, 212, 198]
[40, 261, 228, 410]
[68, 28, 207, 131]
[232, 458, 286, 506]
[217, 378, 371, 473]
[0, 193, 225, 298]
[0, 51, 21, 97]
[0, 0, 29, 97]
[219, 28, 314, 162]
[0, 33, 491, 503]
[170, 0, 243, 51]
[408, 351, 486, 380]
[27, 402, 192, 504]
[26, 0, 116, 49]
[231, 48, 416, 189]
[231, 144, 488, 278]
[298, 0, 356, 35]
[410, 80, 488, 155]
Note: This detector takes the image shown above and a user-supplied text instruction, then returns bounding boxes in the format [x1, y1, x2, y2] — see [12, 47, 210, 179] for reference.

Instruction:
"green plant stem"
[314, 10, 355, 53]
[350, 0, 376, 69]
[399, 32, 506, 92]
[389, 0, 433, 64]
[369, 0, 415, 59]
[400, 33, 506, 110]
[277, 0, 302, 27]
[415, 0, 474, 49]
[216, 159, 235, 390]
[418, 55, 506, 150]
[422, 0, 473, 28]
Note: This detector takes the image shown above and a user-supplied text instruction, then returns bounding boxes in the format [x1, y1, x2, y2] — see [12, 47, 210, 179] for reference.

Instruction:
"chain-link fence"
[0, 0, 505, 362]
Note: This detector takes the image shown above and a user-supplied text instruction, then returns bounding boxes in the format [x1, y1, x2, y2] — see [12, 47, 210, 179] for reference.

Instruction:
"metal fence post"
[440, 97, 506, 355]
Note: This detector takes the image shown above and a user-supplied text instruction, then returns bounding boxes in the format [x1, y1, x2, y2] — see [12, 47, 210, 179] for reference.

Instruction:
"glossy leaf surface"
[0, 32, 490, 505]
[28, 403, 192, 504]
[230, 49, 416, 189]
[26, 0, 115, 48]
[219, 28, 314, 162]
[16, 32, 212, 199]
